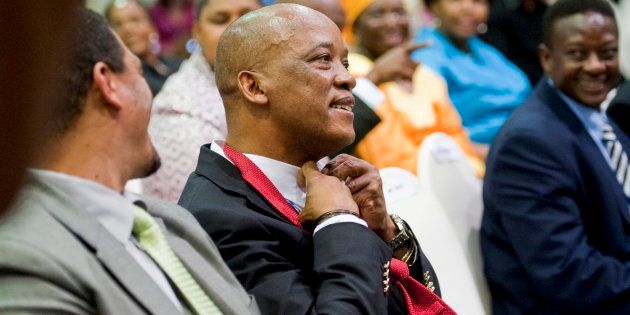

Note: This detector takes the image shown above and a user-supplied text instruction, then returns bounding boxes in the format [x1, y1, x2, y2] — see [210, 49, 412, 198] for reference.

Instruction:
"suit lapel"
[538, 81, 630, 223]
[29, 177, 182, 315]
[152, 216, 251, 314]
[194, 144, 295, 225]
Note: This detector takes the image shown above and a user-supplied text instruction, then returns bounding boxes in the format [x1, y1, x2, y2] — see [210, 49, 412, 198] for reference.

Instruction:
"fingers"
[398, 67, 416, 81]
[346, 173, 378, 194]
[324, 154, 381, 194]
[323, 154, 363, 180]
[300, 161, 321, 187]
[404, 41, 431, 54]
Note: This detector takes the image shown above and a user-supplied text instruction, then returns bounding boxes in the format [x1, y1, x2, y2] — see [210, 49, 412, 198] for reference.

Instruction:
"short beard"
[138, 146, 162, 179]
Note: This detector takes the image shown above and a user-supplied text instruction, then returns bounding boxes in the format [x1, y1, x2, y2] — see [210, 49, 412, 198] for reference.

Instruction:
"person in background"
[143, 0, 261, 201]
[482, 0, 549, 84]
[0, 8, 259, 314]
[612, 0, 630, 79]
[413, 0, 531, 150]
[340, 0, 485, 173]
[149, 0, 194, 58]
[106, 0, 182, 96]
[482, 0, 629, 313]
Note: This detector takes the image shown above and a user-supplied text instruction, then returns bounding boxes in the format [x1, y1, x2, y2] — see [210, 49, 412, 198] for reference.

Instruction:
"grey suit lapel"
[152, 217, 252, 315]
[30, 179, 182, 315]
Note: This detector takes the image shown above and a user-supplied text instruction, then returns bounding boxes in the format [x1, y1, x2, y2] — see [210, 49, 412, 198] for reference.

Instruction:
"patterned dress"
[143, 52, 227, 201]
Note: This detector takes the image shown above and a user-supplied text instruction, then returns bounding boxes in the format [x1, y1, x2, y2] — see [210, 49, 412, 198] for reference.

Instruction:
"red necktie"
[222, 144, 456, 315]
[223, 144, 302, 228]
[390, 259, 455, 315]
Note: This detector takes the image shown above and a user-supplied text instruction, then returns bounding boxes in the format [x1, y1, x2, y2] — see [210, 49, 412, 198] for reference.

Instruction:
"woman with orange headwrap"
[340, 0, 485, 176]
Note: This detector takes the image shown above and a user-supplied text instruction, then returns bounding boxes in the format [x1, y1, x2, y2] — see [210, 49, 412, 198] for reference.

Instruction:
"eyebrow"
[305, 41, 348, 57]
[310, 41, 334, 51]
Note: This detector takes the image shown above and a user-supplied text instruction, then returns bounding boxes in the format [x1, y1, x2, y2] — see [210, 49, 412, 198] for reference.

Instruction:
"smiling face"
[353, 0, 409, 58]
[262, 10, 357, 159]
[194, 0, 260, 68]
[430, 0, 488, 41]
[108, 1, 155, 59]
[540, 11, 620, 107]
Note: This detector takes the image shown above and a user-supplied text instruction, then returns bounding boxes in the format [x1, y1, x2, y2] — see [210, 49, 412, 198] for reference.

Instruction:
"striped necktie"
[132, 206, 223, 315]
[602, 124, 630, 198]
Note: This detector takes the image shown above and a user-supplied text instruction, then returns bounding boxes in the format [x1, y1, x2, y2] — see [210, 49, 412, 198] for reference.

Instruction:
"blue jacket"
[481, 79, 630, 314]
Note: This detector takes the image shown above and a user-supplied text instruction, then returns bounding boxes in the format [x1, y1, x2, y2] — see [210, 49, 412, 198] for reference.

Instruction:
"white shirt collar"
[29, 169, 140, 245]
[211, 140, 314, 209]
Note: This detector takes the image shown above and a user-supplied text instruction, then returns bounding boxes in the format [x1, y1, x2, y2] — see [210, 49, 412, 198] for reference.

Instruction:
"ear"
[92, 61, 124, 110]
[538, 43, 553, 76]
[237, 70, 269, 106]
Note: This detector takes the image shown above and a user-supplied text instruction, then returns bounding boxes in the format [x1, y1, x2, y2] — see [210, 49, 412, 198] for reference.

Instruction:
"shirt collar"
[210, 140, 309, 209]
[548, 80, 615, 166]
[548, 79, 609, 132]
[29, 169, 139, 245]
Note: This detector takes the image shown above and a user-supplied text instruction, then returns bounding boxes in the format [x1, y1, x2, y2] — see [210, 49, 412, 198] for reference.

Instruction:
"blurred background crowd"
[1, 0, 629, 314]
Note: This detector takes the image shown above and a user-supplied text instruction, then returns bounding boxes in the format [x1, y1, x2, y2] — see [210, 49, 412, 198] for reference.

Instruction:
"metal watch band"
[386, 214, 411, 249]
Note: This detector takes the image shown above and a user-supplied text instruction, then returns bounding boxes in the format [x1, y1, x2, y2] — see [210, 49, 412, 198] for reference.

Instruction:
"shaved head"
[216, 4, 326, 98]
[216, 3, 356, 165]
[276, 0, 346, 30]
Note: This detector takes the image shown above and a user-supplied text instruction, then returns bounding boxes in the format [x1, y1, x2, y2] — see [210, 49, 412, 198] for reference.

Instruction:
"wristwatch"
[386, 214, 411, 250]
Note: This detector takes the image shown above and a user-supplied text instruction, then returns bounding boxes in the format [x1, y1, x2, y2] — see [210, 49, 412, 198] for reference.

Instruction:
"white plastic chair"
[380, 167, 487, 315]
[417, 132, 490, 314]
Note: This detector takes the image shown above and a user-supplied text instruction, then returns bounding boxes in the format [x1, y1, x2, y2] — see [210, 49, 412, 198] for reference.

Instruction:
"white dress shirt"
[30, 169, 185, 313]
[210, 140, 367, 233]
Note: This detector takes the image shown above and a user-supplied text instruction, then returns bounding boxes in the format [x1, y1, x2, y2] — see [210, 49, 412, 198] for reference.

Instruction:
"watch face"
[387, 215, 411, 249]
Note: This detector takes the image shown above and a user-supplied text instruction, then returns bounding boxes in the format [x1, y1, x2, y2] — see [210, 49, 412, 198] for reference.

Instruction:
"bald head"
[216, 3, 355, 164]
[277, 0, 346, 30]
[215, 3, 336, 98]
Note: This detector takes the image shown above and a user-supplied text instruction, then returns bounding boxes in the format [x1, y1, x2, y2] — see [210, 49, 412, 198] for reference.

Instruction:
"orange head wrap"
[339, 0, 375, 44]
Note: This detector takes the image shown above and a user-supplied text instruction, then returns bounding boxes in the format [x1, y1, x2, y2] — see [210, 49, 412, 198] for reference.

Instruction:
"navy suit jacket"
[608, 81, 630, 135]
[481, 80, 630, 315]
[178, 146, 440, 315]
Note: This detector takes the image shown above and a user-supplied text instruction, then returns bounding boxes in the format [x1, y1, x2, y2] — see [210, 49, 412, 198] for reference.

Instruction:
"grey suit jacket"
[0, 175, 260, 315]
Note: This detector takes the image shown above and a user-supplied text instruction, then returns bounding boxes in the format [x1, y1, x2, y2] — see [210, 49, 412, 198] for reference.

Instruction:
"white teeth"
[331, 104, 352, 111]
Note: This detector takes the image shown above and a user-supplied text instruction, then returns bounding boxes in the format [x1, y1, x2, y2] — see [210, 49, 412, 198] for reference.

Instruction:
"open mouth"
[330, 96, 355, 112]
[578, 79, 607, 92]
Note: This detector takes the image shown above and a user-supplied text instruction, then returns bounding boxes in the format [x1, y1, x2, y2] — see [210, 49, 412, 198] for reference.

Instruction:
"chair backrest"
[416, 133, 490, 314]
[380, 167, 488, 315]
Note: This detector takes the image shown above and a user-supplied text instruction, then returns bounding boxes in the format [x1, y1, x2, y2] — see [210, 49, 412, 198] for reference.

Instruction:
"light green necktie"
[132, 206, 222, 315]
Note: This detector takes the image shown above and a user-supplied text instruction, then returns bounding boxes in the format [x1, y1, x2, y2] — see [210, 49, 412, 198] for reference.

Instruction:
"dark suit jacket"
[608, 81, 630, 135]
[179, 146, 440, 315]
[481, 79, 630, 315]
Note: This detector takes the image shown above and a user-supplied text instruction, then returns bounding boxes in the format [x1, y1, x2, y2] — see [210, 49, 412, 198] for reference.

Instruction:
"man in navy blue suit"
[481, 0, 630, 314]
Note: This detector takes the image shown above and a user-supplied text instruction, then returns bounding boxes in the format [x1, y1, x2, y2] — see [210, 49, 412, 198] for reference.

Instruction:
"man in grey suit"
[0, 8, 259, 315]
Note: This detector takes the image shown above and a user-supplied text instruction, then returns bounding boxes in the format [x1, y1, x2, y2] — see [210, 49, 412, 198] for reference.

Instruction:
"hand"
[298, 161, 359, 227]
[471, 142, 490, 160]
[322, 154, 396, 241]
[365, 41, 429, 86]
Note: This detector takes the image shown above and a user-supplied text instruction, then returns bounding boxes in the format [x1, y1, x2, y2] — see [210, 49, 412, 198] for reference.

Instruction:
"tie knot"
[132, 205, 157, 237]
